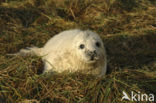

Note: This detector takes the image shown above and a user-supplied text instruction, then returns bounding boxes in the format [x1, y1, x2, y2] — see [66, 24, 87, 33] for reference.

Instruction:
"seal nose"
[88, 50, 97, 60]
[88, 50, 96, 56]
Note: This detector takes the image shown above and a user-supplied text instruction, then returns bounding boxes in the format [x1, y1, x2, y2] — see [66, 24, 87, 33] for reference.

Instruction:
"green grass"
[0, 0, 156, 102]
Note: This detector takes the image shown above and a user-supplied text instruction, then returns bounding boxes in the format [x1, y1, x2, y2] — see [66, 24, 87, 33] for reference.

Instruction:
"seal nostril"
[93, 50, 96, 54]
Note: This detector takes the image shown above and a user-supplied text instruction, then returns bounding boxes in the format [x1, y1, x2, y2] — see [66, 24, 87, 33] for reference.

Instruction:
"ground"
[0, 0, 156, 103]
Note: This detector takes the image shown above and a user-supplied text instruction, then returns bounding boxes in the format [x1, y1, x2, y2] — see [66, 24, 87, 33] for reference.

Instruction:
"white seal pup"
[17, 29, 107, 76]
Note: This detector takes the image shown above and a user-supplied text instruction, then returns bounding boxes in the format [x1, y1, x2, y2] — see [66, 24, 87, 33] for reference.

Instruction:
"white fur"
[18, 29, 107, 76]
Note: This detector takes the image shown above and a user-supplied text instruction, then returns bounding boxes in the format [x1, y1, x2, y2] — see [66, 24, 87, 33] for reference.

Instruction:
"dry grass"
[0, 0, 156, 102]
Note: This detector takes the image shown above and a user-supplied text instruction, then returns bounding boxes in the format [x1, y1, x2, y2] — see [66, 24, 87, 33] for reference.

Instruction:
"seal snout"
[88, 50, 97, 61]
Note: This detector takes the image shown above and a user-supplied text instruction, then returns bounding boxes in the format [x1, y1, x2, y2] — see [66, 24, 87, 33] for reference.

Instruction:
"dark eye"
[95, 42, 101, 47]
[79, 44, 85, 49]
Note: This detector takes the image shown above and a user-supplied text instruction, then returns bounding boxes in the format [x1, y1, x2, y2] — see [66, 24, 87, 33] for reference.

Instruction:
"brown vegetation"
[0, 0, 156, 102]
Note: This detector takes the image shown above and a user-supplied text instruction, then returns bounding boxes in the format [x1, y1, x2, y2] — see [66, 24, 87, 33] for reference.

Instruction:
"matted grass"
[0, 0, 156, 102]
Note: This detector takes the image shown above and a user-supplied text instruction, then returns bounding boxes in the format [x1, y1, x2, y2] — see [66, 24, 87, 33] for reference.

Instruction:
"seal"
[18, 29, 107, 76]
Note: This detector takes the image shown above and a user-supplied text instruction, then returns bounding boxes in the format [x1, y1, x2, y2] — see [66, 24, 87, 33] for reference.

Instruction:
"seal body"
[18, 29, 107, 76]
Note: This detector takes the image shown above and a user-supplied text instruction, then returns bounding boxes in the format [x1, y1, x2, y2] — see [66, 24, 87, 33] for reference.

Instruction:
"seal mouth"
[90, 56, 95, 61]
[87, 56, 99, 63]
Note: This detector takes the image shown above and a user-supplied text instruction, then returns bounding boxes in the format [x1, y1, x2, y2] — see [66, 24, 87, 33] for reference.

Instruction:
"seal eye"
[95, 42, 101, 47]
[79, 44, 85, 49]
